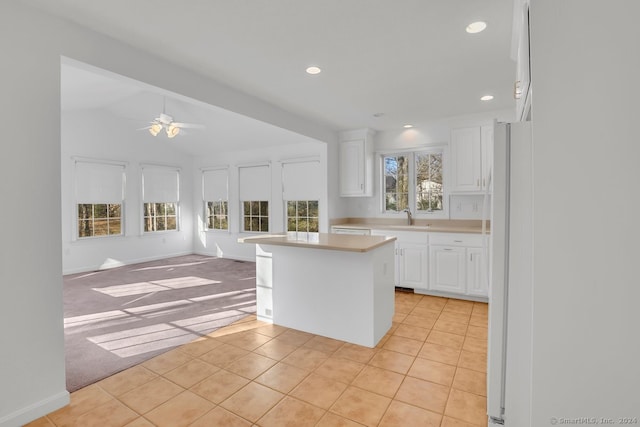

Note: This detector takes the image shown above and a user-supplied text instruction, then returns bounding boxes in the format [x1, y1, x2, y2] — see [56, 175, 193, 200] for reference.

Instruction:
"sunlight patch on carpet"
[92, 276, 221, 297]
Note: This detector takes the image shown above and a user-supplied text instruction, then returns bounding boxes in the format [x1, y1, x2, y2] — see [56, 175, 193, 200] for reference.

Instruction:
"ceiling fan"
[141, 98, 204, 138]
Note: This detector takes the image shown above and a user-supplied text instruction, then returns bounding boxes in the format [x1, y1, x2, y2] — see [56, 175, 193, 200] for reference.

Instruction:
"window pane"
[109, 220, 121, 235]
[94, 219, 108, 236]
[219, 216, 228, 230]
[260, 201, 269, 216]
[244, 217, 251, 231]
[308, 201, 318, 217]
[297, 201, 308, 216]
[166, 216, 177, 230]
[298, 219, 309, 232]
[78, 220, 92, 237]
[250, 201, 259, 215]
[260, 217, 269, 232]
[166, 203, 176, 215]
[287, 217, 297, 232]
[221, 201, 228, 215]
[309, 218, 319, 232]
[287, 201, 296, 217]
[155, 203, 166, 215]
[157, 216, 166, 230]
[415, 152, 443, 212]
[384, 155, 409, 213]
[78, 204, 92, 220]
[94, 204, 107, 218]
[251, 217, 260, 231]
[108, 204, 121, 218]
[243, 201, 251, 215]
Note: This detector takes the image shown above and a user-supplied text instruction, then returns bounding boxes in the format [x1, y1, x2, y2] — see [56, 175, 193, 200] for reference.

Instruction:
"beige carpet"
[63, 254, 256, 392]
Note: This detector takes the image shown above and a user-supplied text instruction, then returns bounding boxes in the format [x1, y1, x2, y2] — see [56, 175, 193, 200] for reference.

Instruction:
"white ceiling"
[30, 0, 515, 152]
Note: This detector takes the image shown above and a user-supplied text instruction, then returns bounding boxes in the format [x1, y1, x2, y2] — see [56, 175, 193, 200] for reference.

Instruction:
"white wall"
[0, 3, 335, 426]
[529, 1, 640, 424]
[343, 110, 514, 219]
[193, 142, 328, 261]
[61, 110, 195, 274]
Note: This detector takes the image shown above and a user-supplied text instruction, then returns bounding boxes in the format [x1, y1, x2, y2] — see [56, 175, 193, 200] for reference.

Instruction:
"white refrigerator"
[487, 121, 533, 426]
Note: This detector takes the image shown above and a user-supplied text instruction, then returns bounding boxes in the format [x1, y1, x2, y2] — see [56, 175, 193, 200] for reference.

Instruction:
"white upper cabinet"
[450, 125, 493, 194]
[451, 127, 482, 192]
[339, 129, 374, 197]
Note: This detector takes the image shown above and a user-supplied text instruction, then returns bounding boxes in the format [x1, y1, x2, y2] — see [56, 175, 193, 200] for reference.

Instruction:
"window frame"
[205, 200, 229, 231]
[143, 202, 179, 233]
[72, 157, 126, 241]
[242, 200, 270, 233]
[77, 203, 123, 239]
[140, 164, 181, 234]
[285, 200, 319, 239]
[379, 146, 448, 219]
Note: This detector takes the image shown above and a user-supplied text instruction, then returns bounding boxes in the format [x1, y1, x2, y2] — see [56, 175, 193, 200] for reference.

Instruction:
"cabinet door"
[339, 139, 365, 196]
[429, 245, 466, 294]
[466, 247, 488, 297]
[451, 127, 482, 192]
[398, 242, 428, 290]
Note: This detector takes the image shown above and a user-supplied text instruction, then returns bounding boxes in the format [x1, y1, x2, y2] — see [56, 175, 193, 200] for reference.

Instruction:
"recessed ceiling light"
[466, 21, 487, 34]
[306, 66, 322, 75]
[403, 124, 414, 128]
[480, 95, 494, 101]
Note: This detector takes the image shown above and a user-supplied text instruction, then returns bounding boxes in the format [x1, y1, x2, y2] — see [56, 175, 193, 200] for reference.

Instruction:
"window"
[206, 201, 228, 230]
[239, 164, 271, 233]
[78, 204, 121, 237]
[144, 202, 177, 232]
[243, 201, 269, 232]
[203, 168, 229, 231]
[74, 159, 125, 239]
[382, 149, 444, 214]
[142, 165, 180, 233]
[287, 201, 319, 232]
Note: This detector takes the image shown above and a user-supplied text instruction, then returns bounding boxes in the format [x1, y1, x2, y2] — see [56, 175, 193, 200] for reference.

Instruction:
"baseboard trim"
[0, 390, 69, 427]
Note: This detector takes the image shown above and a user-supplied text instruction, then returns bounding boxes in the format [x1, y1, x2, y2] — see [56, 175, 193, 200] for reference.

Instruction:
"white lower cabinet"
[429, 245, 466, 293]
[398, 242, 429, 290]
[428, 233, 488, 299]
[466, 247, 488, 297]
[371, 229, 428, 290]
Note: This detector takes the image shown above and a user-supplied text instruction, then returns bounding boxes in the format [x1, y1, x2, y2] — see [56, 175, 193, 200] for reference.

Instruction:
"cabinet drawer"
[429, 233, 484, 247]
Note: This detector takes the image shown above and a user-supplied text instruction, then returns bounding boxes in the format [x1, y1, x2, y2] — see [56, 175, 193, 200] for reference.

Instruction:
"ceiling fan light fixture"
[166, 124, 180, 138]
[149, 123, 162, 136]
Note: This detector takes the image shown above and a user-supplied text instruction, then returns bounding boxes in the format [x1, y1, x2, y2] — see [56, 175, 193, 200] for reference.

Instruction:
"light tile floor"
[27, 292, 488, 427]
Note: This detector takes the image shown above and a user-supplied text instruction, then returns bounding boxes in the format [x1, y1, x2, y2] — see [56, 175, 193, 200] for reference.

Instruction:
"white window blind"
[282, 160, 321, 200]
[203, 169, 228, 201]
[142, 166, 179, 202]
[239, 164, 270, 200]
[75, 160, 125, 204]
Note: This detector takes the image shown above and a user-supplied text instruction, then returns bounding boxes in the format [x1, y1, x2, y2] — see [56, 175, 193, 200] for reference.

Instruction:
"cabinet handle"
[476, 179, 480, 187]
[483, 178, 486, 187]
[454, 240, 463, 243]
[470, 253, 474, 261]
[514, 80, 522, 99]
[444, 248, 453, 251]
[360, 183, 364, 190]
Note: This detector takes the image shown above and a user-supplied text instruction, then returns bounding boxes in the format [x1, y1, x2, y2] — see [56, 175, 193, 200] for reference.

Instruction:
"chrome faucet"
[403, 208, 412, 225]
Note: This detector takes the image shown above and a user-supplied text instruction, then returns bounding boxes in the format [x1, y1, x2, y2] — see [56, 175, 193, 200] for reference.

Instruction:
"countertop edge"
[238, 234, 397, 253]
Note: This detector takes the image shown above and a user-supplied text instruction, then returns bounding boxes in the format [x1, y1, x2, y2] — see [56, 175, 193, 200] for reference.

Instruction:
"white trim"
[199, 164, 229, 172]
[280, 156, 320, 165]
[139, 162, 181, 171]
[0, 390, 69, 427]
[236, 160, 271, 169]
[376, 143, 447, 156]
[71, 156, 128, 167]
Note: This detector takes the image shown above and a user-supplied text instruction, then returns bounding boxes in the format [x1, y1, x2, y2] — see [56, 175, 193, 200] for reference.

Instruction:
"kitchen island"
[240, 233, 396, 347]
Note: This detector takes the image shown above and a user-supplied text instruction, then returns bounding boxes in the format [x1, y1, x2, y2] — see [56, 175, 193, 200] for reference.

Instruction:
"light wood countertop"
[238, 233, 396, 252]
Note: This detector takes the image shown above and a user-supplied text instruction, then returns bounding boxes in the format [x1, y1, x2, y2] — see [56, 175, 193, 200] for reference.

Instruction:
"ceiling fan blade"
[172, 122, 205, 129]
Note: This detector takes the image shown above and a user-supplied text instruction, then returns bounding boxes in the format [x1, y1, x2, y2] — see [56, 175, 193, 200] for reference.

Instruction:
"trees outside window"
[382, 150, 444, 214]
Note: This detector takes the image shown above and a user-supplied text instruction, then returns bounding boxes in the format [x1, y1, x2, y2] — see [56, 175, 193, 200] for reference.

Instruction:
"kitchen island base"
[252, 236, 395, 348]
